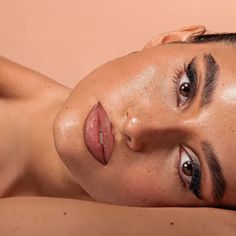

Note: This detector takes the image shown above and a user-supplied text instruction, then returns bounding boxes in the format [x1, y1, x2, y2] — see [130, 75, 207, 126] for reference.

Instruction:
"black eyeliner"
[172, 57, 199, 107]
[186, 57, 198, 100]
[184, 147, 203, 200]
[189, 163, 202, 199]
[177, 147, 203, 200]
[185, 59, 202, 199]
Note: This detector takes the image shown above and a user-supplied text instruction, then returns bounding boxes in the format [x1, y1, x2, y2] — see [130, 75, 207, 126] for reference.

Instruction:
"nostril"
[123, 109, 143, 151]
[125, 111, 128, 120]
[126, 135, 132, 147]
[126, 136, 142, 152]
[126, 136, 133, 150]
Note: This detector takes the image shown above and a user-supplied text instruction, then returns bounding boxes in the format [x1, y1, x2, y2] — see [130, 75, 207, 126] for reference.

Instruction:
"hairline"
[168, 40, 236, 47]
[165, 32, 236, 48]
[187, 32, 236, 47]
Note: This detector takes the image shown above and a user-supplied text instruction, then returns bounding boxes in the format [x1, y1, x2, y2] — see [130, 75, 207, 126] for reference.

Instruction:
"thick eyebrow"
[201, 141, 226, 203]
[200, 53, 220, 107]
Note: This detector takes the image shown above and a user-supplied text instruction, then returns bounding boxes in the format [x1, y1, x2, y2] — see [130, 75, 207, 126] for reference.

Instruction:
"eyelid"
[172, 58, 199, 108]
[182, 62, 198, 106]
[178, 145, 202, 199]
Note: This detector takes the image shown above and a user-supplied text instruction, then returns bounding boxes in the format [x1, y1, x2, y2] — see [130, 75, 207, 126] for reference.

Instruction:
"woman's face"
[53, 42, 236, 207]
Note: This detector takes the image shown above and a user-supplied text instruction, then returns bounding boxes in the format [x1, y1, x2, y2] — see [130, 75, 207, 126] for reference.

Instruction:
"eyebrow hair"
[200, 53, 220, 107]
[201, 141, 226, 203]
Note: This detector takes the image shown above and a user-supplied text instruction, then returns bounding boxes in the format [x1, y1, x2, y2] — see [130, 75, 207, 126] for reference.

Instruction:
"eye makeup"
[172, 57, 198, 107]
[174, 146, 202, 200]
[171, 57, 203, 199]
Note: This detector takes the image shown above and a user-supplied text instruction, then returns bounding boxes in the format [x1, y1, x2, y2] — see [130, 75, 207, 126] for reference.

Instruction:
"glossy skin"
[0, 25, 235, 210]
[53, 26, 236, 208]
[0, 25, 236, 236]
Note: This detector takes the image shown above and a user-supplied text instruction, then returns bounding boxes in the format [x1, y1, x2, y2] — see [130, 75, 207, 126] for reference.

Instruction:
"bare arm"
[0, 55, 69, 100]
[0, 197, 235, 236]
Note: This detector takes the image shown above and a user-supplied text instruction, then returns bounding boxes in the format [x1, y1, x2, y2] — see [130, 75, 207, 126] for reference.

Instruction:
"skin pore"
[0, 25, 235, 209]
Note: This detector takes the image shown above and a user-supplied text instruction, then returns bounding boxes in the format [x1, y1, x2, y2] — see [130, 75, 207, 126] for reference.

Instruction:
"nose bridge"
[122, 106, 185, 151]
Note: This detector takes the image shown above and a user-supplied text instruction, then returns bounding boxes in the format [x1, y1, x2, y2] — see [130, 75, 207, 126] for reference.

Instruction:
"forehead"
[120, 42, 236, 79]
[141, 41, 236, 107]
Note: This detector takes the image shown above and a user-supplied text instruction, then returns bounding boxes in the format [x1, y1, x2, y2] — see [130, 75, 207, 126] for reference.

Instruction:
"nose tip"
[122, 115, 144, 152]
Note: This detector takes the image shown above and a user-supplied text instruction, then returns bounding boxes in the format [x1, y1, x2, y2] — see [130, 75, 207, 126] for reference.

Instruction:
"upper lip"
[84, 102, 115, 165]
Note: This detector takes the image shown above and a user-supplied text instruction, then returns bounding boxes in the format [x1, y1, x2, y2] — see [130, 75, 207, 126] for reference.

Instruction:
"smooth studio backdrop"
[0, 0, 235, 87]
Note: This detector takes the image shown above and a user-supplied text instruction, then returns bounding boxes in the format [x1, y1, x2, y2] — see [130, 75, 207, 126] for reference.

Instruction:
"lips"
[84, 103, 115, 165]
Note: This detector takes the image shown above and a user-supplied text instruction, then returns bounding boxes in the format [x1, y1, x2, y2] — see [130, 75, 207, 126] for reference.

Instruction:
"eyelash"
[174, 157, 188, 189]
[172, 62, 198, 107]
[171, 62, 201, 198]
[174, 146, 202, 199]
[172, 63, 188, 82]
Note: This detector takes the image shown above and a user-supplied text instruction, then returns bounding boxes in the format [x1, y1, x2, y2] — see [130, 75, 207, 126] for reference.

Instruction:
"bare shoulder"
[0, 55, 47, 78]
[0, 197, 235, 236]
[0, 55, 67, 100]
[0, 55, 40, 79]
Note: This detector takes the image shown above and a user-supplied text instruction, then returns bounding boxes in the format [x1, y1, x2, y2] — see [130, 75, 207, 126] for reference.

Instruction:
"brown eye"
[178, 146, 202, 198]
[182, 160, 193, 176]
[174, 62, 198, 108]
[176, 73, 194, 107]
[179, 82, 191, 97]
[179, 146, 200, 185]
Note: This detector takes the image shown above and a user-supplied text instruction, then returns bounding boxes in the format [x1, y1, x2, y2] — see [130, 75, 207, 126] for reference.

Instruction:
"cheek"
[120, 165, 167, 204]
[96, 65, 158, 108]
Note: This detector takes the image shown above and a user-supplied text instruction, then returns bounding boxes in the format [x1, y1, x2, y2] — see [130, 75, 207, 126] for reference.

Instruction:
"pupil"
[182, 161, 193, 176]
[179, 82, 191, 97]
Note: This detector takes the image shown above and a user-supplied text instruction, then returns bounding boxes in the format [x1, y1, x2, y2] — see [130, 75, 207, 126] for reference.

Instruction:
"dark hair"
[191, 33, 236, 46]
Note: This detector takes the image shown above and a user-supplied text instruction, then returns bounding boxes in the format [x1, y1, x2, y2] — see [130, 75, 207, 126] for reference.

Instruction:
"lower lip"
[84, 103, 114, 165]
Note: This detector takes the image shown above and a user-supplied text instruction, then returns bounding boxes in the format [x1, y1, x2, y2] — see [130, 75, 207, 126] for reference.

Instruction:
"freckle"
[142, 198, 147, 202]
[63, 212, 67, 216]
[170, 222, 174, 226]
[65, 107, 69, 109]
[12, 226, 20, 231]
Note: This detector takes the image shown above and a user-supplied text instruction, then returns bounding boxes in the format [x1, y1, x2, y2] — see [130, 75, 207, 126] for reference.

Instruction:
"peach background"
[0, 0, 235, 87]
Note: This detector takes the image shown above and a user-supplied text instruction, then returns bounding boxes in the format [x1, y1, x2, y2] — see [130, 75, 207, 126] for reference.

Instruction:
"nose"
[123, 115, 143, 151]
[121, 106, 191, 152]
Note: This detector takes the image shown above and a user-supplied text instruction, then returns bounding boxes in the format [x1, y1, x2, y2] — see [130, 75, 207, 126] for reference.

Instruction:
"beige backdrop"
[0, 0, 235, 87]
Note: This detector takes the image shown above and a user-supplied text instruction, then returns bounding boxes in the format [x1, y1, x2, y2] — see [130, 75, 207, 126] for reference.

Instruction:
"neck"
[0, 56, 90, 200]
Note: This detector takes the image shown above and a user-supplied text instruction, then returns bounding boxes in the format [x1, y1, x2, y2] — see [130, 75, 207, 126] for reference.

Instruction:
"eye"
[172, 61, 198, 107]
[178, 74, 193, 106]
[178, 146, 202, 198]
